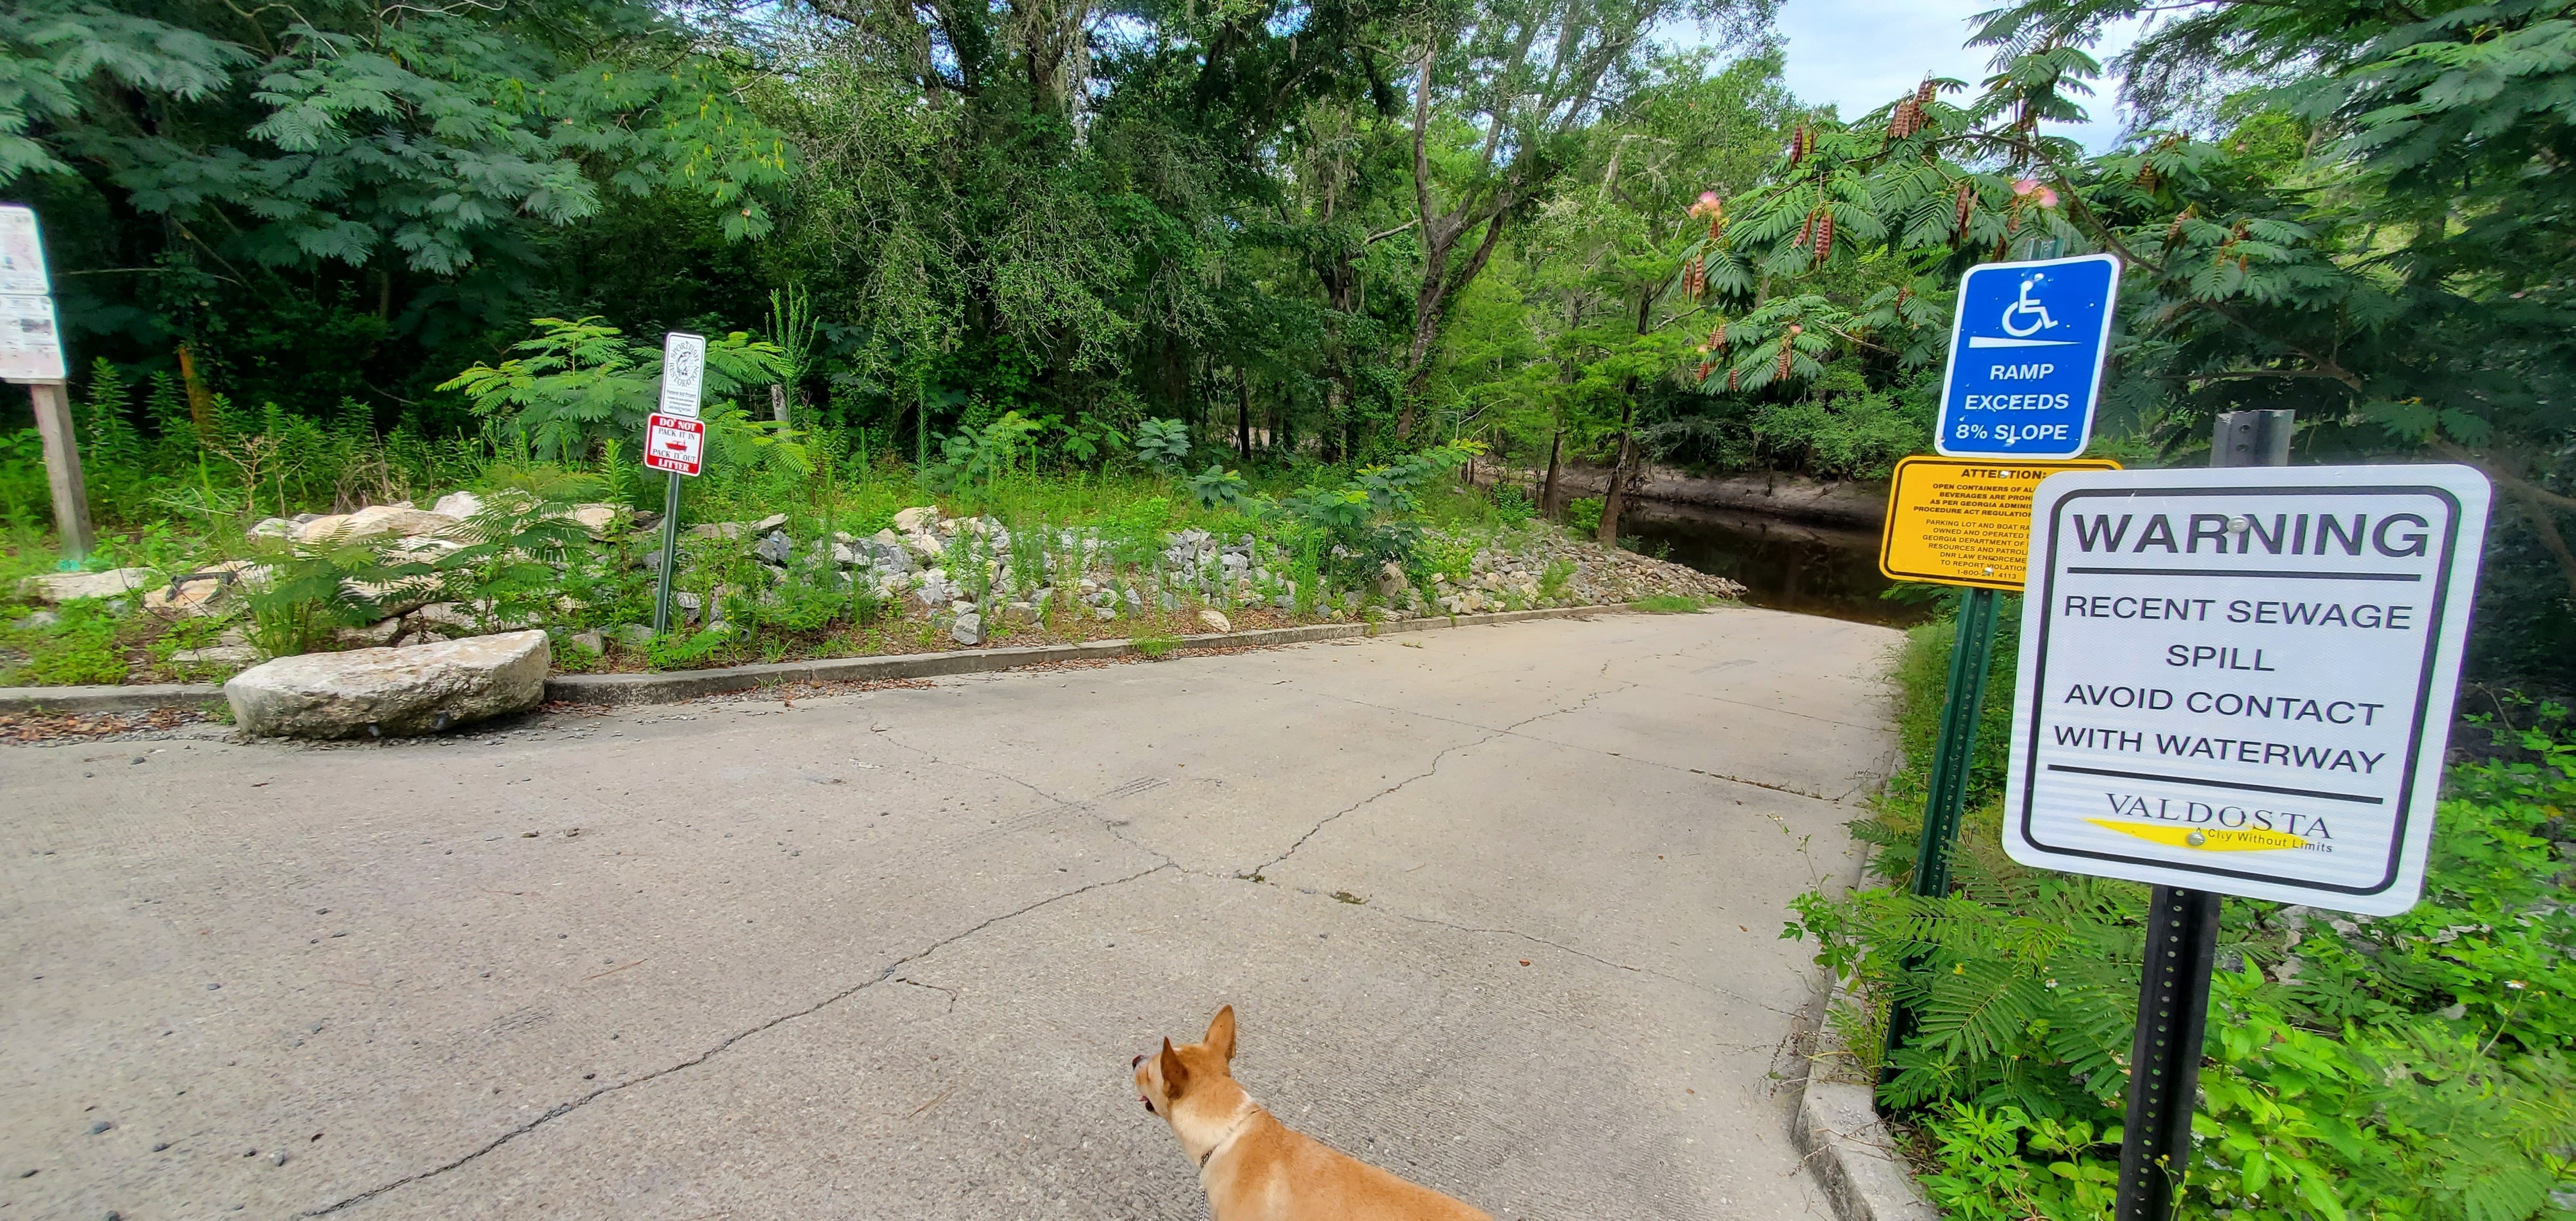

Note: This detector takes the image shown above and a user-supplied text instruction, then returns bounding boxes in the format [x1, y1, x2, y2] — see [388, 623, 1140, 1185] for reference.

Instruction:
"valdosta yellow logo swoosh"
[2085, 819, 2308, 852]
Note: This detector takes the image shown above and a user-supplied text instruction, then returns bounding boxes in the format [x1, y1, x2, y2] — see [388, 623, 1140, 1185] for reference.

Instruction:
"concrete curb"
[0, 683, 227, 714]
[1787, 867, 1942, 1221]
[1795, 1075, 1940, 1221]
[0, 604, 1640, 714]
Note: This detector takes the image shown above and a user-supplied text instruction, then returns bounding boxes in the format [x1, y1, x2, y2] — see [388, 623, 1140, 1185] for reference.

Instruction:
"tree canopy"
[7, 0, 2572, 689]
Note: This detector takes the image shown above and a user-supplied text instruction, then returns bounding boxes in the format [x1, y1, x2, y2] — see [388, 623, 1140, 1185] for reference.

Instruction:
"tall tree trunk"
[1321, 382, 1343, 463]
[1541, 430, 1563, 517]
[770, 383, 790, 425]
[1235, 368, 1253, 459]
[1395, 40, 1512, 440]
[1596, 290, 1654, 543]
[1598, 401, 1636, 546]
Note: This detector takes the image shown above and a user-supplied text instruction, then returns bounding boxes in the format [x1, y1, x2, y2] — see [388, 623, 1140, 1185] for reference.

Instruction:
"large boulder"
[20, 567, 158, 603]
[892, 505, 940, 533]
[224, 630, 550, 739]
[295, 505, 460, 545]
[431, 491, 485, 519]
[567, 503, 622, 536]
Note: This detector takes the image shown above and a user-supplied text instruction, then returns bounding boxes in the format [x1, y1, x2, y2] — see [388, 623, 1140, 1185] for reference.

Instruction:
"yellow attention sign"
[1878, 456, 2121, 590]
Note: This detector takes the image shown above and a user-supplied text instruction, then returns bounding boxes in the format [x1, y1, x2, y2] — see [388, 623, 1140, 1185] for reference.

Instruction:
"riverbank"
[1518, 463, 1888, 528]
[1477, 463, 1917, 625]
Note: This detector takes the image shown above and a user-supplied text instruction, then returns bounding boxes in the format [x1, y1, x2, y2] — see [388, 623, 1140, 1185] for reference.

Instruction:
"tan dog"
[1133, 1006, 1491, 1221]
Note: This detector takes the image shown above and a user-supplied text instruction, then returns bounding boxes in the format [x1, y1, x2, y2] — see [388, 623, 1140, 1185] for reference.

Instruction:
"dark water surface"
[1620, 502, 1931, 627]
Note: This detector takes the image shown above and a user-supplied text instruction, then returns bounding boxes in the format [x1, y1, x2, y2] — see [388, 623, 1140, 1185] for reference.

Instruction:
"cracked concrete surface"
[0, 608, 1901, 1219]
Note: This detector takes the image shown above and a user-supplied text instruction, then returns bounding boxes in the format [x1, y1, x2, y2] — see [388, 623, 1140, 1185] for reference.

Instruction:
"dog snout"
[1131, 1054, 1145, 1068]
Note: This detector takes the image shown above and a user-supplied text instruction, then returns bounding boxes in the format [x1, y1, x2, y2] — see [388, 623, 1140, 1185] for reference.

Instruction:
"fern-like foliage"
[1793, 700, 2576, 1220]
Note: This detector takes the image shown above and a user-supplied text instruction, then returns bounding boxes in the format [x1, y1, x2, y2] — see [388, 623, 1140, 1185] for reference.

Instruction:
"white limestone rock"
[19, 568, 158, 603]
[567, 504, 622, 536]
[295, 505, 460, 545]
[224, 630, 550, 739]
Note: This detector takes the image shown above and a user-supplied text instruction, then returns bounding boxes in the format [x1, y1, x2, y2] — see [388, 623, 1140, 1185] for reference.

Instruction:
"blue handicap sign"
[1936, 252, 2123, 458]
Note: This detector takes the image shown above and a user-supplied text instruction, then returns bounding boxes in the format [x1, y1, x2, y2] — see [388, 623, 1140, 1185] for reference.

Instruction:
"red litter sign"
[643, 413, 704, 476]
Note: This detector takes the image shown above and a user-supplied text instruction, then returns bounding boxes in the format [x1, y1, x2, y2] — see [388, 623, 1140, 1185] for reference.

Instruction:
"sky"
[1677, 0, 2146, 151]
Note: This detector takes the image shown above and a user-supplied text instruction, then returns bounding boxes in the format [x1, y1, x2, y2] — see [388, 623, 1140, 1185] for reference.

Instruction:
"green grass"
[2, 602, 131, 685]
[1631, 594, 1711, 613]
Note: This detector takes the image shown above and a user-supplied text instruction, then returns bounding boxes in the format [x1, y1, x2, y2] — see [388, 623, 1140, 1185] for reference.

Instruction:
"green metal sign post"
[1880, 583, 2002, 1080]
[651, 472, 683, 635]
[645, 332, 707, 635]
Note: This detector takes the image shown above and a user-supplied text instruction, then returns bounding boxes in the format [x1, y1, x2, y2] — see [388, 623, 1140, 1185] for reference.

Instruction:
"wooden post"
[176, 342, 214, 436]
[26, 380, 93, 560]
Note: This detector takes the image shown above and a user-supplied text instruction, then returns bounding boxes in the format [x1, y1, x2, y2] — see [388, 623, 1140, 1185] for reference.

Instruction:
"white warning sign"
[2004, 465, 2492, 915]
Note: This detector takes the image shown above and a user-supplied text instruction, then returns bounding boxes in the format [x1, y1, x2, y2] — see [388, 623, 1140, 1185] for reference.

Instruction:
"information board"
[1879, 456, 2119, 590]
[0, 205, 62, 382]
[1936, 253, 2120, 459]
[2003, 465, 2491, 915]
[0, 292, 64, 382]
[0, 205, 50, 295]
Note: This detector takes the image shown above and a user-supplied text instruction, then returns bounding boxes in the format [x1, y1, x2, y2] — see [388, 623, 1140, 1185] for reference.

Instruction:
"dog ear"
[1158, 1037, 1190, 1099]
[1205, 1005, 1236, 1063]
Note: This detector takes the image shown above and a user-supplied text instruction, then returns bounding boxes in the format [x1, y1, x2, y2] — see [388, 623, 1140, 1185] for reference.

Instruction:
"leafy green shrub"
[1133, 418, 1190, 471]
[1267, 442, 1480, 585]
[1565, 496, 1604, 536]
[432, 492, 596, 633]
[1189, 463, 1248, 510]
[1490, 484, 1535, 526]
[646, 626, 733, 669]
[1537, 558, 1575, 602]
[924, 410, 1048, 493]
[245, 535, 411, 657]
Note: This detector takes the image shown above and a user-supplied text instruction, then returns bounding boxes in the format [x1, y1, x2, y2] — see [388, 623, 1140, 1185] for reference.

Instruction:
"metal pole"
[26, 380, 93, 562]
[2111, 407, 2290, 1217]
[1882, 582, 2004, 1082]
[651, 472, 682, 635]
[2116, 886, 2222, 1220]
[2212, 408, 2293, 468]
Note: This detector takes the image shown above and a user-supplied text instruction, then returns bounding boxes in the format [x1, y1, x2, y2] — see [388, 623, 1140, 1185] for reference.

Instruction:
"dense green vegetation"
[1793, 604, 2575, 1221]
[3, 0, 2572, 697]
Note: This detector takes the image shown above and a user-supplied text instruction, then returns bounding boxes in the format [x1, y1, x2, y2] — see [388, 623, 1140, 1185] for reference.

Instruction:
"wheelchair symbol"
[2000, 277, 2055, 337]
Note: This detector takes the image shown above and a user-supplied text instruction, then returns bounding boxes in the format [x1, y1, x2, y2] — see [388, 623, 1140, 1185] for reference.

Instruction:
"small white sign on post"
[2004, 465, 2492, 916]
[659, 332, 707, 419]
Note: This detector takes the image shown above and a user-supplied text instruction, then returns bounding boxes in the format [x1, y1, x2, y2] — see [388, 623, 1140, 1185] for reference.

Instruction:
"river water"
[1618, 501, 1933, 627]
